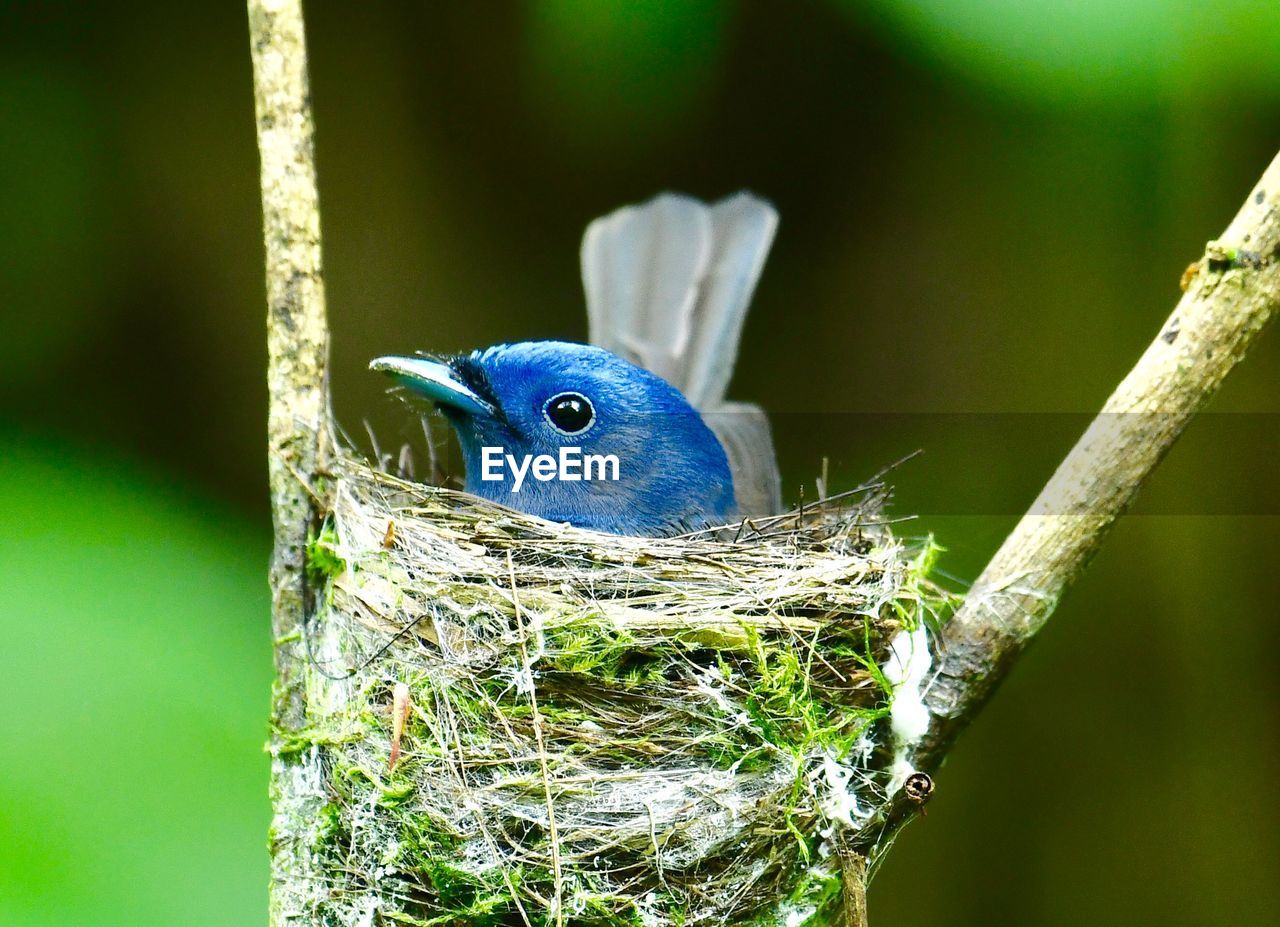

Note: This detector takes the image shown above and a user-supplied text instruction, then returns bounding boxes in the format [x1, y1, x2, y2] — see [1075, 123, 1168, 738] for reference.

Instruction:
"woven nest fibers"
[277, 456, 948, 927]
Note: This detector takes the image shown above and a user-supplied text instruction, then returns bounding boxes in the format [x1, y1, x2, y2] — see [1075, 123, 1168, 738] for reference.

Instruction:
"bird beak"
[369, 355, 494, 416]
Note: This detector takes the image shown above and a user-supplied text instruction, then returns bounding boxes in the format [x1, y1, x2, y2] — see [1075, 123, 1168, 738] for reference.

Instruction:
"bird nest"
[281, 455, 947, 927]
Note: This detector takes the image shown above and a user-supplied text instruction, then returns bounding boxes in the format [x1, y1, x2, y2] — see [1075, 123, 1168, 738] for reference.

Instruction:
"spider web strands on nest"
[286, 454, 950, 927]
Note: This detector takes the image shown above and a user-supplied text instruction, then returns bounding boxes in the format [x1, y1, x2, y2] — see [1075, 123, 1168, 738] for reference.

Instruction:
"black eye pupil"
[545, 392, 594, 435]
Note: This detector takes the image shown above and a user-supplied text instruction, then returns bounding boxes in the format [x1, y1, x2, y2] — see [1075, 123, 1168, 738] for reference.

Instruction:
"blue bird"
[372, 192, 782, 537]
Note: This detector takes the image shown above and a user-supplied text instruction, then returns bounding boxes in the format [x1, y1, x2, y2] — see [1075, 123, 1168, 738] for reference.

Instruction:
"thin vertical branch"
[248, 2, 333, 924]
[249, 0, 331, 712]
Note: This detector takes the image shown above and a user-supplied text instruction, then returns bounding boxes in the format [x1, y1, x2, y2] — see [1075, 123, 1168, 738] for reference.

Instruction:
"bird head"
[371, 341, 736, 536]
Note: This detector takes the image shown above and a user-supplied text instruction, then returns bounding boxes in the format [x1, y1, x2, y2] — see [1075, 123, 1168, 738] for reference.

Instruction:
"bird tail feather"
[581, 192, 782, 516]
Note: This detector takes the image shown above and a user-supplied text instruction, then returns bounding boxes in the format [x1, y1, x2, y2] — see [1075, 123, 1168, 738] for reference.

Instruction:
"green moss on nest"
[276, 459, 949, 927]
[305, 519, 346, 583]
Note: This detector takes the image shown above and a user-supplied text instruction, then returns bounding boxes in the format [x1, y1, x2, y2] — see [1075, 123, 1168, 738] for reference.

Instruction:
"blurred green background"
[2, 1, 1278, 924]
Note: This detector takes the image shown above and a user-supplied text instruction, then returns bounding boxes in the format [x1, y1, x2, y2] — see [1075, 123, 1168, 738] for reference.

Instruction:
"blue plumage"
[374, 342, 737, 536]
[372, 191, 783, 537]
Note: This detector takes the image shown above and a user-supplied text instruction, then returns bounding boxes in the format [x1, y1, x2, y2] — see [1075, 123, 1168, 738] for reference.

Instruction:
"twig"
[248, 2, 333, 925]
[838, 846, 869, 927]
[250, 0, 331, 706]
[875, 151, 1280, 845]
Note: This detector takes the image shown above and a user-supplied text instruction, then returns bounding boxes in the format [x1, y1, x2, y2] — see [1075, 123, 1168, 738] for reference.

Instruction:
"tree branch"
[249, 0, 331, 707]
[877, 152, 1280, 840]
[248, 2, 334, 923]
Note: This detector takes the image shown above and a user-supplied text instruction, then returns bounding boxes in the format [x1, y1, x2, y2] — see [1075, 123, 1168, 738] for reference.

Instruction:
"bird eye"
[543, 392, 595, 436]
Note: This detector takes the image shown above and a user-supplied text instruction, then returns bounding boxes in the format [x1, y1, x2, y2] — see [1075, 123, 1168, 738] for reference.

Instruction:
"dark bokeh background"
[2, 1, 1278, 925]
